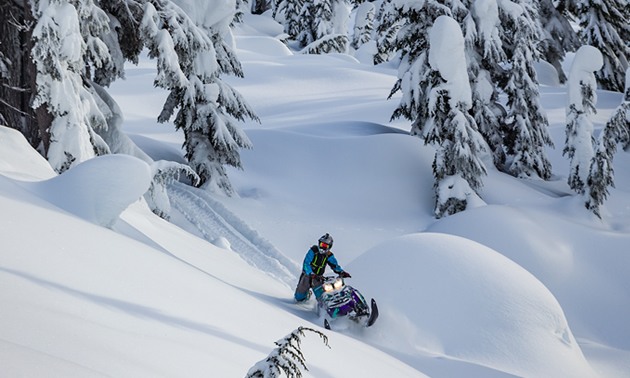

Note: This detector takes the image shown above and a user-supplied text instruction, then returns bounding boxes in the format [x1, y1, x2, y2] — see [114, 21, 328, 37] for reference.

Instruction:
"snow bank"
[22, 155, 152, 228]
[354, 40, 378, 65]
[0, 126, 56, 181]
[233, 36, 293, 57]
[235, 13, 285, 37]
[347, 233, 596, 378]
[535, 60, 561, 87]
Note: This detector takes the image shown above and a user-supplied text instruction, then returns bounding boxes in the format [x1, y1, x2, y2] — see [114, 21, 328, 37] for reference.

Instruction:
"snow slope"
[0, 126, 422, 377]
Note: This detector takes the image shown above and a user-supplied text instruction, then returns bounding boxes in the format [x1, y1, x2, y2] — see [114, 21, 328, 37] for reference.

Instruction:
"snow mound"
[234, 36, 293, 57]
[424, 205, 574, 282]
[238, 13, 285, 37]
[212, 236, 232, 250]
[354, 40, 378, 65]
[22, 155, 151, 228]
[0, 126, 56, 181]
[347, 233, 596, 378]
[534, 60, 561, 87]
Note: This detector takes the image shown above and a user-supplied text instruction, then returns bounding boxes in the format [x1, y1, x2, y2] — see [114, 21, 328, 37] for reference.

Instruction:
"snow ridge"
[168, 182, 299, 286]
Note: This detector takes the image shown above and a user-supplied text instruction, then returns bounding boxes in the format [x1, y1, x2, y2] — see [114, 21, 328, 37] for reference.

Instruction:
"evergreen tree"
[297, 0, 317, 46]
[96, 0, 145, 84]
[372, 0, 401, 64]
[30, 0, 110, 173]
[146, 160, 199, 219]
[297, 0, 350, 53]
[75, 0, 116, 81]
[246, 327, 330, 378]
[500, 0, 554, 180]
[391, 5, 490, 218]
[301, 34, 350, 53]
[277, 0, 304, 38]
[426, 16, 487, 218]
[389, 0, 450, 132]
[584, 69, 630, 217]
[538, 0, 580, 84]
[233, 0, 248, 25]
[564, 45, 602, 195]
[463, 0, 507, 167]
[575, 0, 630, 92]
[140, 0, 258, 195]
[352, 2, 374, 49]
[2, 0, 256, 195]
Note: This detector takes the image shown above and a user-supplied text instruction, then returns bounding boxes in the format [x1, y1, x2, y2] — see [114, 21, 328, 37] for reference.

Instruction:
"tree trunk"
[25, 0, 53, 155]
[0, 0, 43, 150]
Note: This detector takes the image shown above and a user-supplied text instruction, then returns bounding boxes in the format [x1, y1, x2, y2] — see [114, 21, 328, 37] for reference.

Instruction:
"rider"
[294, 233, 351, 302]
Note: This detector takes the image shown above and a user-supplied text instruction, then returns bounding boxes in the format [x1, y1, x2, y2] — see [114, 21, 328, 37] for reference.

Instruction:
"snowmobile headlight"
[333, 279, 343, 289]
[323, 284, 333, 292]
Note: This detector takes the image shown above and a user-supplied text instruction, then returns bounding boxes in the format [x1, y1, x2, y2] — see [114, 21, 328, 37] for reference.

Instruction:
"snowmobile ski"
[365, 298, 379, 327]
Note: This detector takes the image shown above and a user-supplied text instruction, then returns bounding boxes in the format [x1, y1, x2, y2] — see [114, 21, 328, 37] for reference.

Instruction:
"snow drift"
[22, 154, 152, 228]
[347, 233, 596, 378]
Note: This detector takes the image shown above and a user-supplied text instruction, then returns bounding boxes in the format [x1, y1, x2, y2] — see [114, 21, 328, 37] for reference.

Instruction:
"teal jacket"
[302, 246, 344, 276]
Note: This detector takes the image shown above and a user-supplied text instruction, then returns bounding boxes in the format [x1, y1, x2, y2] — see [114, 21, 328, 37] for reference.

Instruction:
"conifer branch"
[245, 327, 330, 378]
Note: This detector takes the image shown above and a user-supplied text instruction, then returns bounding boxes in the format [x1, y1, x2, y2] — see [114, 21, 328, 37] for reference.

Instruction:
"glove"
[340, 271, 351, 278]
[309, 273, 316, 280]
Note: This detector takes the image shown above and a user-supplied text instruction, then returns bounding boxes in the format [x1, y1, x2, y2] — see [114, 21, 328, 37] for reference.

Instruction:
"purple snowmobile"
[312, 275, 379, 330]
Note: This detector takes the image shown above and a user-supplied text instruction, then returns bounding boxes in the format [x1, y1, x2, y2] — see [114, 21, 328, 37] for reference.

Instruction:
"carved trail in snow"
[167, 181, 299, 287]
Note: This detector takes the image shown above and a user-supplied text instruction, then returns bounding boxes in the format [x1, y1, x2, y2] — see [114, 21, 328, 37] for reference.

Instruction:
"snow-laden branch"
[245, 327, 330, 378]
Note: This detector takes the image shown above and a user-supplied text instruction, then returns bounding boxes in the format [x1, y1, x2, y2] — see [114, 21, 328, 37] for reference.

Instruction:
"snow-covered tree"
[277, 0, 304, 38]
[463, 0, 507, 167]
[30, 0, 110, 173]
[145, 160, 200, 219]
[95, 0, 146, 84]
[297, 0, 350, 53]
[251, 0, 272, 14]
[389, 0, 451, 131]
[500, 0, 554, 180]
[140, 0, 257, 195]
[2, 0, 257, 197]
[575, 0, 630, 92]
[584, 67, 630, 217]
[301, 34, 350, 54]
[424, 16, 487, 218]
[245, 327, 330, 378]
[372, 0, 401, 64]
[352, 2, 374, 49]
[233, 0, 249, 25]
[564, 45, 603, 195]
[538, 0, 580, 83]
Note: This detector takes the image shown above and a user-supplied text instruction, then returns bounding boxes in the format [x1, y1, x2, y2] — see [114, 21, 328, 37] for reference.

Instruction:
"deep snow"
[1, 10, 630, 378]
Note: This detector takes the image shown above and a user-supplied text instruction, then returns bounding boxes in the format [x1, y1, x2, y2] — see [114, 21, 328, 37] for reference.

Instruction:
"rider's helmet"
[318, 233, 333, 254]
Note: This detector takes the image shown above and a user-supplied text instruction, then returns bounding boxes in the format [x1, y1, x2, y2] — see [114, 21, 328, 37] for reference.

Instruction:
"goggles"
[319, 241, 331, 250]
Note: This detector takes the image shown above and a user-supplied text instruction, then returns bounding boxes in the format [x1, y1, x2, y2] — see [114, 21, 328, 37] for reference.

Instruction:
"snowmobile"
[312, 275, 378, 330]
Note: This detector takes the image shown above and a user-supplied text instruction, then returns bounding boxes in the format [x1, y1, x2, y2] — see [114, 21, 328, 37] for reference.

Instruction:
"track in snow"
[167, 181, 299, 287]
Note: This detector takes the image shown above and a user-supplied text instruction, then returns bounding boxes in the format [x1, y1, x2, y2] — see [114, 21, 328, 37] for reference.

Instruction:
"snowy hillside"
[1, 11, 630, 378]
